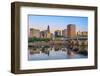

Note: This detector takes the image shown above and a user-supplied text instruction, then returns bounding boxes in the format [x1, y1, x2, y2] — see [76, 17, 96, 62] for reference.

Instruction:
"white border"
[20, 7, 95, 70]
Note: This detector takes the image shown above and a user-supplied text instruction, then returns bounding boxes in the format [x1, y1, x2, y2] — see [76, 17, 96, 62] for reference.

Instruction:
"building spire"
[47, 25, 50, 33]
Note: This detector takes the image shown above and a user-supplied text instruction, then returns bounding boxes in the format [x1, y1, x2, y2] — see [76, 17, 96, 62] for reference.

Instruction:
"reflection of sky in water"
[28, 47, 87, 61]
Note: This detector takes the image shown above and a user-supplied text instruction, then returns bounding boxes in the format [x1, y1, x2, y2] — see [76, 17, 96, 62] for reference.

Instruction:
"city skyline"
[29, 15, 88, 33]
[29, 24, 88, 39]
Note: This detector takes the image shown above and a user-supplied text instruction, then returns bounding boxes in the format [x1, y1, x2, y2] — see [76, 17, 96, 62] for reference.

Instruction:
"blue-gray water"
[28, 45, 88, 60]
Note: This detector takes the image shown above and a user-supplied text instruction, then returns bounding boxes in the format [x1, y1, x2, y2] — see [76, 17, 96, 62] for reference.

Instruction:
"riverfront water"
[28, 45, 88, 60]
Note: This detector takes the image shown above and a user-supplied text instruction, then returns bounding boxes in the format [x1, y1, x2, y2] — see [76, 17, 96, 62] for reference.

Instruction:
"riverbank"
[29, 41, 68, 46]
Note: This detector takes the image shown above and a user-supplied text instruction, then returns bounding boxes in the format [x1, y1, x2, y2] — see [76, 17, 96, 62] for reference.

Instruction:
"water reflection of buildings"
[29, 46, 67, 54]
[29, 45, 78, 59]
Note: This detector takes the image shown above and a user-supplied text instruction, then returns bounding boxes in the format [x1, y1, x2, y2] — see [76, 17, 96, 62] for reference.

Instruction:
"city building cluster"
[29, 24, 88, 39]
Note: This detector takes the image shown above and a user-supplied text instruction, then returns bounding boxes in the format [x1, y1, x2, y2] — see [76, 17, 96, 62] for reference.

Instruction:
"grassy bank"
[28, 38, 50, 42]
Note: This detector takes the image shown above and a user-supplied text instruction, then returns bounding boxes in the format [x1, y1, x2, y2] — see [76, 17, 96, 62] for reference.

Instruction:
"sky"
[28, 15, 88, 33]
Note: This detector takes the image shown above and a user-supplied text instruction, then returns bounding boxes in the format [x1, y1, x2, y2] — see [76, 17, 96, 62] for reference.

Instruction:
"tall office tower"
[67, 24, 76, 38]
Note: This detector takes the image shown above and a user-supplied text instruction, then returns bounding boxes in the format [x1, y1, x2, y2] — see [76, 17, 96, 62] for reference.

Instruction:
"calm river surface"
[28, 45, 88, 61]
